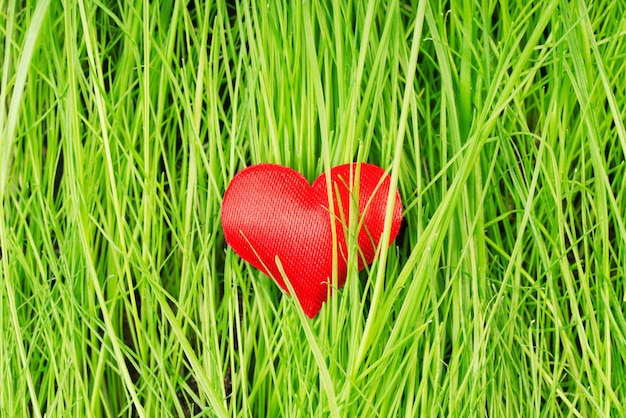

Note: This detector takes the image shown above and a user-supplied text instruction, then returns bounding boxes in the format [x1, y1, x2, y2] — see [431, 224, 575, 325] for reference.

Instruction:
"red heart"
[221, 163, 402, 318]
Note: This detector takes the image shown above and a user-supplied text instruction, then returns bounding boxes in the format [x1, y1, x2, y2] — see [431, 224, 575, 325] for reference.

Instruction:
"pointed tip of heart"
[302, 302, 322, 319]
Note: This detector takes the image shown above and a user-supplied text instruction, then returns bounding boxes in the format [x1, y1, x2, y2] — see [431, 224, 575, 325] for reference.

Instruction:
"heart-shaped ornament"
[221, 163, 402, 318]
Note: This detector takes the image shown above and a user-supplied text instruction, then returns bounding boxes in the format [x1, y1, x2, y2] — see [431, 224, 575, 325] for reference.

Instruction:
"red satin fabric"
[221, 163, 402, 318]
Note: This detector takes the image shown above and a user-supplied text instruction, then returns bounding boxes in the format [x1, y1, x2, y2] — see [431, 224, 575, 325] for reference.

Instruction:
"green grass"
[2, 0, 626, 416]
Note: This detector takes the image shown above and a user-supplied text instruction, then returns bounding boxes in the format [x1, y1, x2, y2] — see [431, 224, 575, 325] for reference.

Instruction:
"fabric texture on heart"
[221, 163, 402, 318]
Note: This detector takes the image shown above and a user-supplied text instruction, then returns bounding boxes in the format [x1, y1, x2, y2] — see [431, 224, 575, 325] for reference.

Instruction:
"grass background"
[2, 0, 626, 416]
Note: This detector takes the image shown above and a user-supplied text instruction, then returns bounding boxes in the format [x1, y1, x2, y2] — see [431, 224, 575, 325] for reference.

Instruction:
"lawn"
[1, 0, 625, 416]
